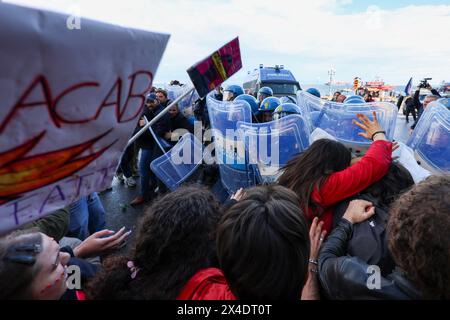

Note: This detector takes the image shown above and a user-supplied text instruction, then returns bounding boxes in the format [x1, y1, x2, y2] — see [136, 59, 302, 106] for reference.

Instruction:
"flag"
[404, 77, 413, 96]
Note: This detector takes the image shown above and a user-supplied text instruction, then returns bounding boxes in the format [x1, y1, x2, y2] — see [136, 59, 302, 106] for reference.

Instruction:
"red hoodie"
[309, 140, 392, 233]
[177, 268, 236, 300]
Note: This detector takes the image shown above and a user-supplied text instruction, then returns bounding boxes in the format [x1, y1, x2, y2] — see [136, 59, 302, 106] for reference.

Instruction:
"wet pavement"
[98, 176, 150, 251]
[100, 111, 412, 249]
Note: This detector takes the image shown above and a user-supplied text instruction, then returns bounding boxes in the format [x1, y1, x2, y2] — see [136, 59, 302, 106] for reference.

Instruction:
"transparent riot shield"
[150, 133, 203, 191]
[407, 101, 450, 173]
[166, 84, 199, 121]
[297, 90, 397, 153]
[237, 114, 310, 183]
[206, 92, 256, 193]
[436, 97, 450, 109]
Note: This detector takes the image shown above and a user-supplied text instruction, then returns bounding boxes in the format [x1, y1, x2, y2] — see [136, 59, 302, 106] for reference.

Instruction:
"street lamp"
[328, 67, 336, 97]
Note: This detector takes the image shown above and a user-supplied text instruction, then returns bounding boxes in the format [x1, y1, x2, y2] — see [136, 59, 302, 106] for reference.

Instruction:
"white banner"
[0, 3, 170, 234]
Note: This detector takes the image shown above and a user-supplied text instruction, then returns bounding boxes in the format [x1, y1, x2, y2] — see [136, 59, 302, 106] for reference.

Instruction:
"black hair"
[217, 185, 310, 299]
[278, 139, 351, 214]
[362, 161, 414, 206]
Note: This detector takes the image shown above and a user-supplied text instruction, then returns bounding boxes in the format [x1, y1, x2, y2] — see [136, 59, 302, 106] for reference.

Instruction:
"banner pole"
[127, 86, 195, 147]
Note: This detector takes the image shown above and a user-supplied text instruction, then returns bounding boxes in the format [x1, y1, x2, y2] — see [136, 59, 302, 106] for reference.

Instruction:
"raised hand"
[352, 111, 387, 141]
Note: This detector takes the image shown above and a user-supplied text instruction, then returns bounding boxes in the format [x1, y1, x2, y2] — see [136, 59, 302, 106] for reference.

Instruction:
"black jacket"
[333, 195, 395, 276]
[319, 219, 422, 300]
[170, 112, 194, 135]
[411, 88, 441, 129]
[60, 246, 98, 300]
[135, 104, 171, 150]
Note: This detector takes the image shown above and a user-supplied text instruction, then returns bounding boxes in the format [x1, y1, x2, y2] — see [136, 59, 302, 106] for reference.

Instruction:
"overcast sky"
[6, 0, 450, 86]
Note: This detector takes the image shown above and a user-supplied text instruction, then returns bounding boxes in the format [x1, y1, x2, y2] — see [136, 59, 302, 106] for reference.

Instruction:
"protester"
[86, 186, 221, 299]
[0, 227, 129, 300]
[116, 143, 137, 187]
[403, 96, 417, 123]
[155, 89, 171, 108]
[336, 94, 346, 103]
[178, 185, 325, 300]
[332, 162, 415, 276]
[130, 93, 171, 205]
[168, 103, 194, 142]
[319, 175, 450, 299]
[331, 91, 341, 102]
[278, 112, 393, 233]
[410, 84, 441, 131]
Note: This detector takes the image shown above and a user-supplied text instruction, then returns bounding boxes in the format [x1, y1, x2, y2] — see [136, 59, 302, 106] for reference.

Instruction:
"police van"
[242, 64, 301, 98]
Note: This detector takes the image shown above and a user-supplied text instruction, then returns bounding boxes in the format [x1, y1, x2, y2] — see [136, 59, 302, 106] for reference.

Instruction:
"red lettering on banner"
[119, 71, 153, 122]
[96, 77, 122, 121]
[0, 75, 60, 133]
[0, 70, 154, 133]
[53, 82, 100, 124]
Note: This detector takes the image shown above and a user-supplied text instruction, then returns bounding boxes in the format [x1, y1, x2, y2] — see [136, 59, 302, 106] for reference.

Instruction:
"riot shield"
[407, 101, 450, 173]
[150, 133, 203, 191]
[297, 91, 397, 153]
[166, 84, 199, 121]
[237, 114, 310, 183]
[206, 92, 256, 193]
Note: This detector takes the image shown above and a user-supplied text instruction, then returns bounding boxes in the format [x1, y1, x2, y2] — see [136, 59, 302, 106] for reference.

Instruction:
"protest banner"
[127, 38, 242, 146]
[187, 37, 242, 98]
[0, 3, 169, 234]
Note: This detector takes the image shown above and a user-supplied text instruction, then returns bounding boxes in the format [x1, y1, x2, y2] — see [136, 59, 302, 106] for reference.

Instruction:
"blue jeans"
[68, 192, 106, 240]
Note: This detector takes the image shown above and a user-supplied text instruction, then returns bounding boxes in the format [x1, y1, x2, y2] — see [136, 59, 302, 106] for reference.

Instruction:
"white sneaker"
[124, 176, 136, 188]
[116, 173, 125, 183]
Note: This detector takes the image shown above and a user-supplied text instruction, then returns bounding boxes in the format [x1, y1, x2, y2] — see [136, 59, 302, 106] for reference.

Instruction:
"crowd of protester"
[0, 83, 448, 301]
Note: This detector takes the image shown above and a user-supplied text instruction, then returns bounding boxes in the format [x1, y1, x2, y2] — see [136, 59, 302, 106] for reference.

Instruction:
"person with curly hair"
[86, 186, 221, 299]
[319, 175, 450, 299]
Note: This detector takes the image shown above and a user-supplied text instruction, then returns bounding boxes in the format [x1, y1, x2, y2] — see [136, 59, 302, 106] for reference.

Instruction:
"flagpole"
[127, 86, 195, 147]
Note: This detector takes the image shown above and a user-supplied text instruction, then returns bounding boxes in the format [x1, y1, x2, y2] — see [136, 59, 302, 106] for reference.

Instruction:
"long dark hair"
[278, 139, 351, 214]
[217, 185, 310, 299]
[86, 185, 221, 300]
[362, 161, 414, 207]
